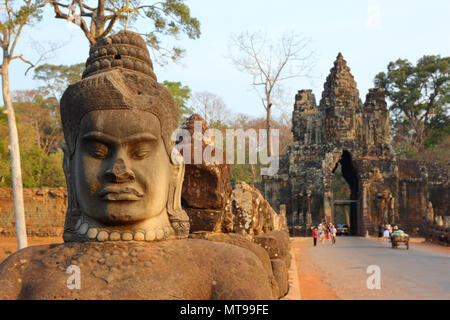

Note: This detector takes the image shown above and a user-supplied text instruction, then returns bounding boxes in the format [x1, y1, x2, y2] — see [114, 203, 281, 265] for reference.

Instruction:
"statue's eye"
[129, 143, 151, 159]
[85, 141, 109, 159]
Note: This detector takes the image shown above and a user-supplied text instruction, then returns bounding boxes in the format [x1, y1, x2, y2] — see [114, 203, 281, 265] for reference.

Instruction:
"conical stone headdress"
[60, 30, 179, 158]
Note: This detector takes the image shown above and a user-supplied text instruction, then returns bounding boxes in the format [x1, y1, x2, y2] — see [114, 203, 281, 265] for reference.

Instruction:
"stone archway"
[331, 150, 360, 235]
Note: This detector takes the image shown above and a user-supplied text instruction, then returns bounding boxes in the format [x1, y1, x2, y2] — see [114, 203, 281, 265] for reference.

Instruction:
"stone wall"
[0, 188, 66, 237]
[397, 160, 449, 233]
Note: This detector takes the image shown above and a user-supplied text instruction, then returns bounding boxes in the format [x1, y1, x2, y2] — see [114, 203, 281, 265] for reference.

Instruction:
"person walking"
[326, 223, 331, 243]
[378, 222, 384, 242]
[312, 227, 319, 247]
[383, 225, 391, 246]
[330, 224, 337, 244]
[319, 223, 325, 244]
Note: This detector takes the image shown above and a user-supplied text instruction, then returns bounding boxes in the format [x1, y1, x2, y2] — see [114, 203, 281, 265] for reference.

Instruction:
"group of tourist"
[378, 222, 394, 241]
[312, 223, 337, 246]
[378, 223, 405, 242]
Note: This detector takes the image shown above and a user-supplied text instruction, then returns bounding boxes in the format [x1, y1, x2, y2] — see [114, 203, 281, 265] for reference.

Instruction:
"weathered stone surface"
[83, 31, 155, 80]
[0, 240, 276, 299]
[177, 116, 288, 240]
[423, 215, 449, 246]
[178, 114, 232, 210]
[231, 182, 288, 236]
[270, 258, 289, 298]
[254, 231, 291, 269]
[184, 208, 223, 233]
[189, 232, 279, 298]
[60, 30, 190, 242]
[260, 53, 449, 237]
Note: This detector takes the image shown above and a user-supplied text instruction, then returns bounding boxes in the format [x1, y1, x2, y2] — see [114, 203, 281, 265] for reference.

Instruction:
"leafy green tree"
[425, 113, 450, 147]
[163, 80, 193, 124]
[374, 55, 449, 152]
[0, 111, 65, 188]
[13, 90, 64, 154]
[51, 0, 200, 65]
[33, 63, 84, 101]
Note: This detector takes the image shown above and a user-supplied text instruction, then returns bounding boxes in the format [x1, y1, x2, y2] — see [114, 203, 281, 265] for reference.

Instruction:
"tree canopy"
[51, 0, 200, 64]
[163, 80, 193, 124]
[0, 107, 65, 188]
[374, 55, 449, 152]
[33, 63, 84, 101]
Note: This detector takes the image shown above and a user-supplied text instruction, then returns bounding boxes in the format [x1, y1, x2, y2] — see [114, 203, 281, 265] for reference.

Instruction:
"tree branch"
[11, 55, 35, 74]
[99, 12, 124, 39]
[52, 1, 96, 45]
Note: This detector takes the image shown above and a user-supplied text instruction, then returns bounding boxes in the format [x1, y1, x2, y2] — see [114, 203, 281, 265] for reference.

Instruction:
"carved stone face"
[73, 109, 171, 226]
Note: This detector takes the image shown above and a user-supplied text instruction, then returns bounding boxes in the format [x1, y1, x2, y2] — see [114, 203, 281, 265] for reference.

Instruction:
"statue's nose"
[105, 158, 135, 183]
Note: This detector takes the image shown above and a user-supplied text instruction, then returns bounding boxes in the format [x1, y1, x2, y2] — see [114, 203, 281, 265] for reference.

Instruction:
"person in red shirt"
[326, 223, 331, 243]
[312, 227, 319, 247]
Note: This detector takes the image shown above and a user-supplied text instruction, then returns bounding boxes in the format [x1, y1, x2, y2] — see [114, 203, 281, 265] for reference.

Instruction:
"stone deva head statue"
[60, 30, 189, 242]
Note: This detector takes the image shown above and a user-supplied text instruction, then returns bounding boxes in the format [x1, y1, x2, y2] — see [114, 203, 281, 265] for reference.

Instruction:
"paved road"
[295, 236, 450, 299]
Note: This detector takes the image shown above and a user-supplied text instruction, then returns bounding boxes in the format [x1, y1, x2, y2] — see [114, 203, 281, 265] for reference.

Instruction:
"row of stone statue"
[0, 30, 290, 300]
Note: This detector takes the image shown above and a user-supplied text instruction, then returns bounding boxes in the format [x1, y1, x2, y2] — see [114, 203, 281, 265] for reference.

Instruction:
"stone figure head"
[60, 31, 189, 242]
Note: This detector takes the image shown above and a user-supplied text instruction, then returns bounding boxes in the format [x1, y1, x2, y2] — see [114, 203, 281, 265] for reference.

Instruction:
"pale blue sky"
[6, 0, 450, 118]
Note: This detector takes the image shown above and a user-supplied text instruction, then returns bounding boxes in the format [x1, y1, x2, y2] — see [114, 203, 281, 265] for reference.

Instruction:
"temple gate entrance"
[331, 150, 360, 235]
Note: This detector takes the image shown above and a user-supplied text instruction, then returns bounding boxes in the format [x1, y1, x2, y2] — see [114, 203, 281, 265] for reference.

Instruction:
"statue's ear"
[167, 148, 190, 238]
[62, 145, 81, 242]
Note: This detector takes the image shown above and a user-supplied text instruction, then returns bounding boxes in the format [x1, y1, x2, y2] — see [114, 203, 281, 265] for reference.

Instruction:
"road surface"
[291, 236, 450, 299]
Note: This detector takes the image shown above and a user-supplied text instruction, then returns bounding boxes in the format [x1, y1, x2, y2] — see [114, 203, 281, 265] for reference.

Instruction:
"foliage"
[425, 113, 450, 148]
[226, 113, 292, 184]
[229, 164, 259, 184]
[374, 55, 450, 152]
[331, 165, 351, 200]
[0, 111, 65, 188]
[163, 80, 193, 124]
[12, 90, 64, 155]
[51, 0, 200, 65]
[33, 63, 84, 101]
[0, 1, 47, 39]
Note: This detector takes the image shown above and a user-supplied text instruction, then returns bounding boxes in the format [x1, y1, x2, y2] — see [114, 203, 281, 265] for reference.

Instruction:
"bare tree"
[192, 91, 228, 126]
[1, 0, 50, 249]
[229, 31, 313, 155]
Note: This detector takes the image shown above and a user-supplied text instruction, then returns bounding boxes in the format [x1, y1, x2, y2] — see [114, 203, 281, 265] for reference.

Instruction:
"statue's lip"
[97, 186, 143, 201]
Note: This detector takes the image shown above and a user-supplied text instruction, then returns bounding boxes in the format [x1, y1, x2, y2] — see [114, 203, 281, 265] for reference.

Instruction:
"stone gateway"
[261, 53, 449, 236]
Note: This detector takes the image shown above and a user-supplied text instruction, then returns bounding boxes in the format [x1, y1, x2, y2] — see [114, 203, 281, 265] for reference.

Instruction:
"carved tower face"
[74, 109, 171, 225]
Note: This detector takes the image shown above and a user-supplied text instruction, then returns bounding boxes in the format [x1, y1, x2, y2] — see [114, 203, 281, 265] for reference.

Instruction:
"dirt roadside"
[290, 237, 340, 300]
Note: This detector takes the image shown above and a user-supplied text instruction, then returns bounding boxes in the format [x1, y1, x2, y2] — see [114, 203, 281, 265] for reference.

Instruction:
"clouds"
[366, 4, 382, 30]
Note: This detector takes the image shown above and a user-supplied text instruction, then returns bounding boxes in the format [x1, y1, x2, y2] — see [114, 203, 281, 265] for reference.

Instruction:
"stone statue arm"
[0, 250, 28, 299]
[210, 246, 276, 300]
